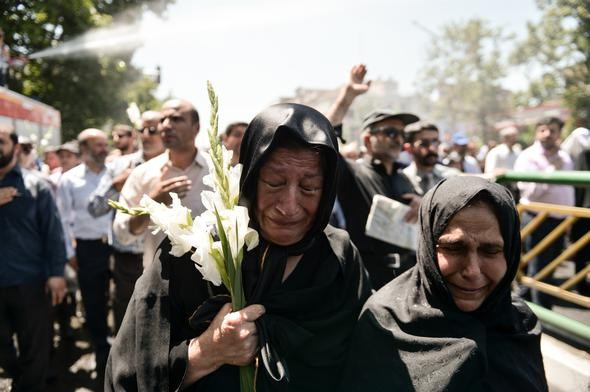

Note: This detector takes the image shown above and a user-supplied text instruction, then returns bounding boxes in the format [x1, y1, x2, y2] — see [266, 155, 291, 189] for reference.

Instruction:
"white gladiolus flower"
[111, 83, 257, 391]
[201, 190, 225, 215]
[190, 234, 223, 286]
[228, 164, 242, 205]
[140, 193, 195, 256]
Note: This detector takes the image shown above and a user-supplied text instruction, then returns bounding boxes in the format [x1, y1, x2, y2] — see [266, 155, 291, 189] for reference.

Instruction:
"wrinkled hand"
[402, 193, 421, 223]
[345, 64, 371, 98]
[46, 276, 66, 306]
[206, 303, 264, 366]
[0, 186, 18, 206]
[182, 303, 265, 387]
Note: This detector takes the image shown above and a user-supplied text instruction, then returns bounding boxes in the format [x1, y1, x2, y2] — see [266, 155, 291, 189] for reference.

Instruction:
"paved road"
[0, 316, 103, 392]
[543, 334, 590, 392]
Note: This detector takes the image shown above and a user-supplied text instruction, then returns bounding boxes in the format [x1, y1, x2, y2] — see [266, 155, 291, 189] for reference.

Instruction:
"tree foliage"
[512, 0, 590, 127]
[0, 0, 174, 141]
[418, 19, 512, 141]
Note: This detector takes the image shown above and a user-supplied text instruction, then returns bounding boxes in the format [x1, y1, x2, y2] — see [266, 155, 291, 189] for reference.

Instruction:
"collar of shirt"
[364, 155, 404, 176]
[159, 149, 207, 172]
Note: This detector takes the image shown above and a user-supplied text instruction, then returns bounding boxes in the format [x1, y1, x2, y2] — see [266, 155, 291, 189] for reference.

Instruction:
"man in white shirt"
[113, 99, 208, 269]
[87, 110, 165, 332]
[57, 128, 112, 378]
[484, 126, 521, 175]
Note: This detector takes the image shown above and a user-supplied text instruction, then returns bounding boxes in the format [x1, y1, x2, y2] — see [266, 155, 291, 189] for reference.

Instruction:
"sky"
[132, 0, 542, 137]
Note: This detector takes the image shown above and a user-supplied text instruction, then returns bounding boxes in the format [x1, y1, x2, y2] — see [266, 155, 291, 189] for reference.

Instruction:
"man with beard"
[514, 116, 574, 309]
[402, 121, 459, 195]
[57, 128, 112, 380]
[88, 110, 165, 333]
[327, 64, 421, 288]
[107, 124, 137, 162]
[0, 125, 66, 391]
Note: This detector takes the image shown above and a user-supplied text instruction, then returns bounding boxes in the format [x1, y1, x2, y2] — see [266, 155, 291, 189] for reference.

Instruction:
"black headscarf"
[239, 102, 340, 254]
[341, 176, 547, 391]
[239, 103, 370, 391]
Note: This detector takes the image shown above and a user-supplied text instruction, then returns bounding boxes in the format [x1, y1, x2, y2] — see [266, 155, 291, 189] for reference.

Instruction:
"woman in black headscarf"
[341, 176, 547, 391]
[105, 103, 371, 391]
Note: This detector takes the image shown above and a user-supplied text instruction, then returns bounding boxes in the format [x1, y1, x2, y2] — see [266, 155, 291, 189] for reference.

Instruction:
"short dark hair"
[224, 122, 248, 137]
[0, 124, 17, 145]
[113, 124, 133, 136]
[536, 116, 564, 130]
[404, 121, 439, 144]
[9, 131, 18, 145]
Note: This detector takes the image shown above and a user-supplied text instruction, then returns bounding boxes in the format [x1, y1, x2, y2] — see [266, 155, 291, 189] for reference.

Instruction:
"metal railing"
[516, 201, 590, 309]
[496, 171, 590, 342]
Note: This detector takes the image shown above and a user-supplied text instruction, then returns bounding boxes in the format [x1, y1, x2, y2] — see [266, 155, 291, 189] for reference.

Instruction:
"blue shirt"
[0, 165, 66, 287]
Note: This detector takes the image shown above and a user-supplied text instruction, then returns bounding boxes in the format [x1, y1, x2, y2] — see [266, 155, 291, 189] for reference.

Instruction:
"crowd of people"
[1, 63, 589, 391]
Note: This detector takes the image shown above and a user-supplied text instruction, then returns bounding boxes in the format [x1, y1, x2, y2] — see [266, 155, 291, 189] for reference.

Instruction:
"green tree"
[0, 0, 173, 141]
[418, 19, 513, 141]
[512, 0, 590, 127]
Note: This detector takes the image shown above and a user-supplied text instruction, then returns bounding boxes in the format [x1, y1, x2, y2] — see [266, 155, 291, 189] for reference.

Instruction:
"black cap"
[362, 109, 420, 131]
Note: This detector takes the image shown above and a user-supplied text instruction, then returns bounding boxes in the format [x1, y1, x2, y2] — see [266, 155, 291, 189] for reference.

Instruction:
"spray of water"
[28, 22, 145, 60]
[27, 1, 315, 61]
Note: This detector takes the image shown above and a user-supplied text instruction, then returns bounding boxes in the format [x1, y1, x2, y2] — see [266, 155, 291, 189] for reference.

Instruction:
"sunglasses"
[139, 126, 158, 135]
[371, 127, 403, 139]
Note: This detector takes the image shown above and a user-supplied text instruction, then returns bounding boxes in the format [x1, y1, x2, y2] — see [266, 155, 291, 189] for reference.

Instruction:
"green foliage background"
[0, 0, 174, 142]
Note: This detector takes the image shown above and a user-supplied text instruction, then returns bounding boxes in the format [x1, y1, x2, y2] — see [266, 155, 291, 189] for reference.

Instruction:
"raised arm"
[326, 64, 371, 126]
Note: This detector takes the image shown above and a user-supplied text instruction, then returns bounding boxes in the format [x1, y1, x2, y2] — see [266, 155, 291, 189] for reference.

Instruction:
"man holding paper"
[327, 64, 421, 289]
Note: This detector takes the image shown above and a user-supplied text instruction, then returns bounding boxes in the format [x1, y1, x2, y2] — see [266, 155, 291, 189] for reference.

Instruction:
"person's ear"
[362, 132, 372, 152]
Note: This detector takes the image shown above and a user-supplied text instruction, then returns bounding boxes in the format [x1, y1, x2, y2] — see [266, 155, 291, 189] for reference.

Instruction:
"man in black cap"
[326, 64, 421, 289]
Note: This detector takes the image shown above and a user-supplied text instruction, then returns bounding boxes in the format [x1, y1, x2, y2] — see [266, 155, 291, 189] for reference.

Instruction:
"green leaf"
[213, 206, 235, 294]
[107, 199, 149, 216]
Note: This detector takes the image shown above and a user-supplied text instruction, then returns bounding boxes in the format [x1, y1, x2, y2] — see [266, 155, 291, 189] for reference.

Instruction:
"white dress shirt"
[484, 143, 521, 174]
[57, 163, 112, 258]
[514, 141, 575, 211]
[113, 150, 208, 268]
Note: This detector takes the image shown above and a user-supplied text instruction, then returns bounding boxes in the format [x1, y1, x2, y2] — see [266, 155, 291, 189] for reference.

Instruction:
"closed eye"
[301, 185, 321, 194]
[262, 180, 283, 190]
[480, 245, 504, 255]
[437, 244, 464, 253]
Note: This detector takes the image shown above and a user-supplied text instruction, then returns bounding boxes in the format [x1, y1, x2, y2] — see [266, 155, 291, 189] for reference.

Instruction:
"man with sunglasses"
[87, 110, 164, 332]
[402, 121, 459, 195]
[327, 64, 421, 289]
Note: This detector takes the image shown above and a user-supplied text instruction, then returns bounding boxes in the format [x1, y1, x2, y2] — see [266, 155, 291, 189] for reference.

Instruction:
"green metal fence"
[496, 170, 590, 343]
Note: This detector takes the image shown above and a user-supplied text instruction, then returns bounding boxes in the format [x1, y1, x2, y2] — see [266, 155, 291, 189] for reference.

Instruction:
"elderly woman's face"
[256, 146, 324, 246]
[436, 201, 507, 312]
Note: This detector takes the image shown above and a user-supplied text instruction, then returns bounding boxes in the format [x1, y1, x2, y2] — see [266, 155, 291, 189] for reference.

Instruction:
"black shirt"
[336, 155, 417, 288]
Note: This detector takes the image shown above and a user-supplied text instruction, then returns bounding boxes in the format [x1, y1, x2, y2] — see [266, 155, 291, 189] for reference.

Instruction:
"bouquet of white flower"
[109, 82, 258, 391]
